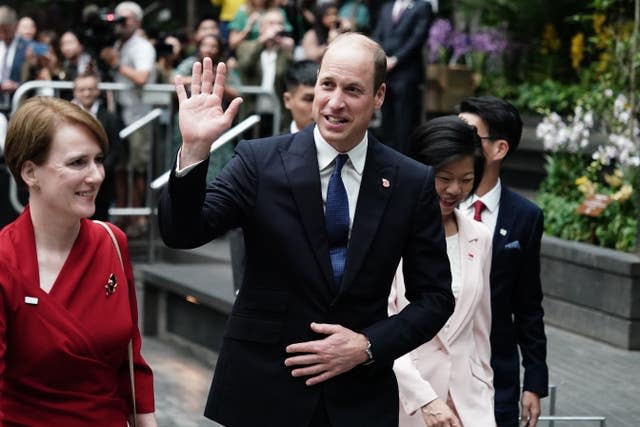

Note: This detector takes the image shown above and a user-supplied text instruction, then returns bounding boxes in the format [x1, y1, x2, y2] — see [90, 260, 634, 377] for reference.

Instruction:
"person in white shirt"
[99, 1, 156, 237]
[457, 96, 548, 427]
[158, 33, 454, 426]
[236, 8, 294, 137]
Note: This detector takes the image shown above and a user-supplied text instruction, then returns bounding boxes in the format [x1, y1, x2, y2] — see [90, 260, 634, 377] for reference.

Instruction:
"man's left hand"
[521, 391, 541, 427]
[285, 323, 369, 386]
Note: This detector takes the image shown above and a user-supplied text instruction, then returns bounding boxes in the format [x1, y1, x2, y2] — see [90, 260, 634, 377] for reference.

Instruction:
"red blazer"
[0, 209, 154, 426]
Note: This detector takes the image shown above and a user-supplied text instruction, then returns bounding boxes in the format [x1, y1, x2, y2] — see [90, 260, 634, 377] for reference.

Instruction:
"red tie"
[473, 200, 485, 222]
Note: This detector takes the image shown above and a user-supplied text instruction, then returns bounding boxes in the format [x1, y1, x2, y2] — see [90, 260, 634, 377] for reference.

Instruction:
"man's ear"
[21, 160, 38, 189]
[374, 83, 386, 110]
[493, 139, 510, 161]
[485, 139, 509, 162]
[283, 91, 292, 109]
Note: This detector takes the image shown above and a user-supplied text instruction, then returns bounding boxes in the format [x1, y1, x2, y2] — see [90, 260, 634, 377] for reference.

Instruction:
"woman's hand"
[420, 398, 461, 427]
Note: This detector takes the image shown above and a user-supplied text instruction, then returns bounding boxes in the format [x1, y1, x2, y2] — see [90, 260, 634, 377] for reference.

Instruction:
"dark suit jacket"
[490, 187, 548, 412]
[8, 37, 32, 83]
[93, 105, 122, 221]
[372, 0, 431, 86]
[159, 126, 454, 427]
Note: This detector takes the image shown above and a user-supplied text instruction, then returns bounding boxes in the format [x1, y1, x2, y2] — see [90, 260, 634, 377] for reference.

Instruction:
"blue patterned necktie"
[325, 154, 350, 286]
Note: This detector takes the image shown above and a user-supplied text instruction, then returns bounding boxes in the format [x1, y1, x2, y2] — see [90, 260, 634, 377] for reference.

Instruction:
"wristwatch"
[363, 339, 374, 365]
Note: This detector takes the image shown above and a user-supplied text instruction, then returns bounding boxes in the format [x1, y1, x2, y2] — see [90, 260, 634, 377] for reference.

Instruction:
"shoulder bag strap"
[94, 220, 137, 427]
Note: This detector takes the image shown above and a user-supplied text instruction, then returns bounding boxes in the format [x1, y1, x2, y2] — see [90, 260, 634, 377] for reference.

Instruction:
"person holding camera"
[235, 8, 293, 137]
[301, 2, 351, 63]
[99, 1, 156, 236]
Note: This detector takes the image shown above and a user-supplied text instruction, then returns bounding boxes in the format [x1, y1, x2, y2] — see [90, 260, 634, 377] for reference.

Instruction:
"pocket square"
[504, 240, 520, 250]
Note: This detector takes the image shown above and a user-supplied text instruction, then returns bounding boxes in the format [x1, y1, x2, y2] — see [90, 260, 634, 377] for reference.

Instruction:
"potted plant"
[425, 18, 507, 112]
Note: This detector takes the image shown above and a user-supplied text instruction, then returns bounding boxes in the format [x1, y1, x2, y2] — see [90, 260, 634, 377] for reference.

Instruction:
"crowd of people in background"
[0, 0, 434, 236]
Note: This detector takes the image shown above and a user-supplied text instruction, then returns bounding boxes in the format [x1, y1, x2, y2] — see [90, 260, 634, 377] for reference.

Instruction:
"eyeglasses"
[479, 136, 502, 141]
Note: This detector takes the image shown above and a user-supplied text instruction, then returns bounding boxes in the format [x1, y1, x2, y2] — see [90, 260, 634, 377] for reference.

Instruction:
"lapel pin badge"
[499, 228, 507, 236]
[105, 273, 118, 296]
[24, 296, 39, 305]
[382, 178, 390, 188]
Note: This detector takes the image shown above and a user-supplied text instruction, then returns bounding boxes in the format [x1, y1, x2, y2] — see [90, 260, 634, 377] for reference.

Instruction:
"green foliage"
[537, 152, 638, 252]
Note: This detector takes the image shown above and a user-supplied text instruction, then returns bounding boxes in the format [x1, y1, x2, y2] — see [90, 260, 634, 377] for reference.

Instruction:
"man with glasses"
[458, 96, 549, 427]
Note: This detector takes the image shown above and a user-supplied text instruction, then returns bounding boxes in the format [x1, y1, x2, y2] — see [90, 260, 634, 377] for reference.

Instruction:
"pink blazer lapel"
[438, 211, 485, 344]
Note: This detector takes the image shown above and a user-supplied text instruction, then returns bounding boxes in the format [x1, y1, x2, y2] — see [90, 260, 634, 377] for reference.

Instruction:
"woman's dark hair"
[409, 115, 485, 197]
[313, 2, 338, 46]
[198, 33, 226, 64]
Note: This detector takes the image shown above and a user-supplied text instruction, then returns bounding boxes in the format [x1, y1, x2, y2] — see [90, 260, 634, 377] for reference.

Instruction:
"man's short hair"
[284, 60, 318, 92]
[116, 1, 144, 21]
[74, 71, 101, 85]
[324, 33, 387, 92]
[459, 96, 523, 155]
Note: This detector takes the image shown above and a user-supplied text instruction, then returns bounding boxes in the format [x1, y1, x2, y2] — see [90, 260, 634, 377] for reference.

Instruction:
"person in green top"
[228, 0, 292, 50]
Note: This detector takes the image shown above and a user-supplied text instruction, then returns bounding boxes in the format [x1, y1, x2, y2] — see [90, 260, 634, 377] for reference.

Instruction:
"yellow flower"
[571, 33, 584, 69]
[576, 176, 596, 196]
[604, 170, 623, 188]
[541, 23, 561, 55]
[612, 184, 633, 202]
[595, 25, 613, 49]
[593, 14, 606, 35]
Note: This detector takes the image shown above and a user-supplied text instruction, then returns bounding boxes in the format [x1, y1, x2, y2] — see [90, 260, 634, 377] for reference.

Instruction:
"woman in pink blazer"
[389, 115, 495, 427]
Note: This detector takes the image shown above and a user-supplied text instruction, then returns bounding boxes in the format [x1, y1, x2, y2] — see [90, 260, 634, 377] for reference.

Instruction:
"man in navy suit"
[458, 96, 548, 427]
[159, 33, 454, 426]
[372, 0, 432, 154]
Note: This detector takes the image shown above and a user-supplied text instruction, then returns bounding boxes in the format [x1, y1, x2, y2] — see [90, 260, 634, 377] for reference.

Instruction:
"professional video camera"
[80, 8, 125, 78]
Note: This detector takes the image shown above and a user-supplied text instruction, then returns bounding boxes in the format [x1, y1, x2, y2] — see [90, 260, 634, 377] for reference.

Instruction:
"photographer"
[301, 2, 351, 63]
[99, 1, 156, 235]
[235, 8, 293, 137]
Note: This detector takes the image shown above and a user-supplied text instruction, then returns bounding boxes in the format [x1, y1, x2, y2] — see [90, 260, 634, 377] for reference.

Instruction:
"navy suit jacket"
[159, 126, 454, 426]
[372, 0, 431, 85]
[490, 187, 548, 412]
[6, 37, 32, 83]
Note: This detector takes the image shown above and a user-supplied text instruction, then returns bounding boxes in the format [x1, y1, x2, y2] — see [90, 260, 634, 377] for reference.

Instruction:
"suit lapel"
[281, 128, 335, 288]
[442, 212, 483, 343]
[341, 139, 396, 290]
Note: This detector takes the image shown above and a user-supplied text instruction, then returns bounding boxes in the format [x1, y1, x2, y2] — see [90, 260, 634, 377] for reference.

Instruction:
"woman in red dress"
[0, 97, 156, 426]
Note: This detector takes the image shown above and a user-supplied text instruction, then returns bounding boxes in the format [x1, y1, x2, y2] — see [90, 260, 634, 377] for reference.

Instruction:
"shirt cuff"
[175, 148, 206, 177]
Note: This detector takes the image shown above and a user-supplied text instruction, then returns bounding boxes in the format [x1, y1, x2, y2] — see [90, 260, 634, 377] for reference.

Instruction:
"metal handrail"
[10, 81, 281, 137]
[11, 80, 176, 115]
[119, 108, 164, 139]
[150, 114, 261, 190]
[538, 416, 606, 426]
